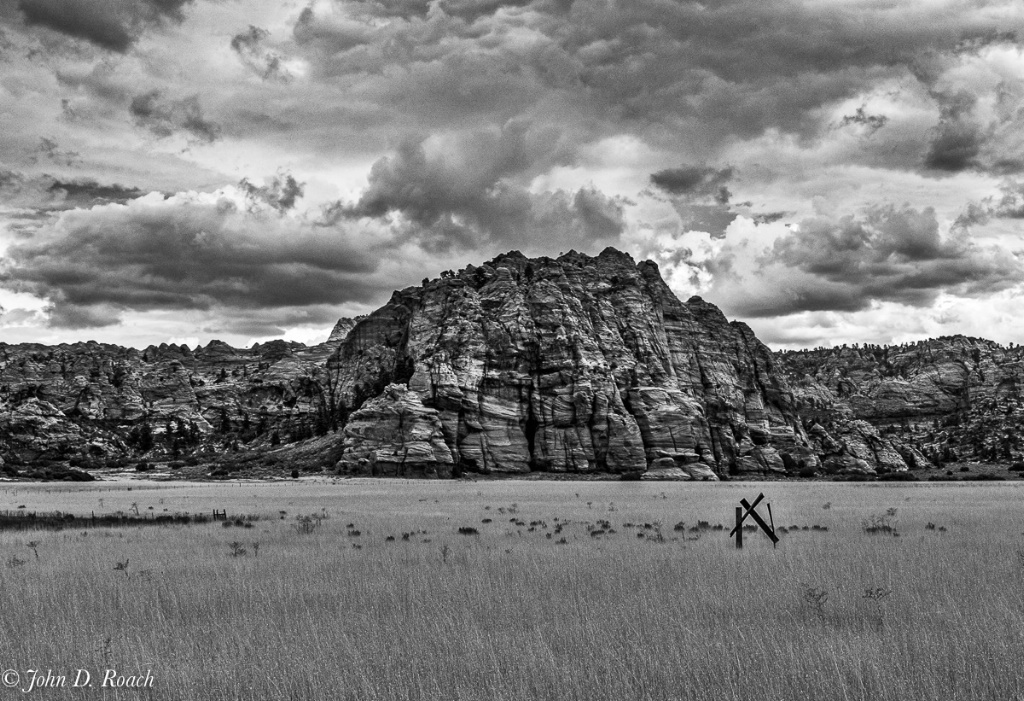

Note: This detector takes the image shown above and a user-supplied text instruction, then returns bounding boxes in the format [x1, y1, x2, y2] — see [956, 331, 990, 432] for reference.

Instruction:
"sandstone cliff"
[778, 336, 1024, 468]
[332, 249, 821, 479]
[3, 248, 1009, 480]
[0, 336, 344, 471]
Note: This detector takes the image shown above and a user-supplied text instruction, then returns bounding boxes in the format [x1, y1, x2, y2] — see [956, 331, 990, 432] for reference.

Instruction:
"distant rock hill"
[0, 248, 1018, 480]
[777, 336, 1024, 471]
[0, 337, 341, 477]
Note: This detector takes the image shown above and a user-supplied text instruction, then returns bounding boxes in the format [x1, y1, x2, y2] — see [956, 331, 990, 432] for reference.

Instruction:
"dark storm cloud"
[924, 121, 983, 172]
[923, 89, 986, 172]
[230, 25, 290, 81]
[722, 206, 1024, 318]
[239, 173, 304, 213]
[650, 166, 733, 203]
[217, 306, 345, 338]
[437, 0, 534, 22]
[47, 179, 144, 207]
[45, 302, 123, 329]
[649, 165, 736, 237]
[0, 169, 142, 212]
[751, 212, 788, 225]
[292, 0, 1022, 155]
[346, 0, 531, 21]
[0, 194, 384, 328]
[839, 106, 888, 135]
[17, 0, 193, 53]
[337, 131, 625, 251]
[130, 90, 220, 143]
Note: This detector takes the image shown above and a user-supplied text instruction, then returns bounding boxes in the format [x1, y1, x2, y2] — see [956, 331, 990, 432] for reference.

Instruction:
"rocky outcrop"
[327, 317, 360, 345]
[338, 384, 454, 477]
[5, 248, 1014, 479]
[778, 336, 1024, 468]
[0, 337, 343, 466]
[332, 248, 817, 478]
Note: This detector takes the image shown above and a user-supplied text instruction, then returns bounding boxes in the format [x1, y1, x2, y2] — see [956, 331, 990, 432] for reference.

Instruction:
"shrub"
[798, 467, 817, 478]
[878, 472, 918, 482]
[291, 468, 300, 479]
[135, 461, 152, 472]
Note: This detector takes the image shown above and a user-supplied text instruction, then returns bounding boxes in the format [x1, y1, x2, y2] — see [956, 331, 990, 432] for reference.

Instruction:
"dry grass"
[0, 479, 1021, 700]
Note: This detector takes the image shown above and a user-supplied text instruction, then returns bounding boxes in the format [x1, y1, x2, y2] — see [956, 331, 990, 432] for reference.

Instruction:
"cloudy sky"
[1, 0, 1023, 349]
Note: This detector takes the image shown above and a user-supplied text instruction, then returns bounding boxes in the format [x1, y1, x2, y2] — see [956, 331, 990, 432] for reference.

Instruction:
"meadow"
[0, 477, 1021, 700]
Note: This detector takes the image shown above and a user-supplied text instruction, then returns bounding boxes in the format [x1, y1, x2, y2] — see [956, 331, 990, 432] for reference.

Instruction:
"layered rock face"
[5, 247, 1011, 479]
[0, 337, 343, 466]
[778, 336, 1024, 468]
[333, 248, 819, 478]
[338, 384, 453, 477]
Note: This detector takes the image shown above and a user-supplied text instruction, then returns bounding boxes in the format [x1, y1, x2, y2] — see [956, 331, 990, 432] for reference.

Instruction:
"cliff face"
[778, 337, 1024, 467]
[0, 338, 340, 469]
[333, 248, 819, 479]
[5, 247, 1008, 480]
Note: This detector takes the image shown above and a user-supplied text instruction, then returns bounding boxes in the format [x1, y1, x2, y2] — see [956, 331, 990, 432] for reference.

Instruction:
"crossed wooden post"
[728, 492, 778, 548]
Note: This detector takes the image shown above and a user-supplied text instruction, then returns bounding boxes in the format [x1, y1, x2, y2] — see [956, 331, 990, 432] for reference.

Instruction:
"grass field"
[0, 478, 1021, 700]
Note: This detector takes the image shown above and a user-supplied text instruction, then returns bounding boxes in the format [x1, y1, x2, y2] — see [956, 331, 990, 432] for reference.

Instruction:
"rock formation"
[778, 336, 1024, 468]
[331, 249, 821, 478]
[0, 335, 346, 470]
[1, 248, 1017, 479]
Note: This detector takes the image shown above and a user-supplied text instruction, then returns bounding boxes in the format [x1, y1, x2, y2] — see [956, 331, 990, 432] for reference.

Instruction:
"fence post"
[735, 506, 743, 549]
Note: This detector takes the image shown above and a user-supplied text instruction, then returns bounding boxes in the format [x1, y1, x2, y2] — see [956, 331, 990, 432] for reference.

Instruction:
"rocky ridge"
[0, 336, 342, 473]
[330, 249, 916, 479]
[0, 248, 1010, 480]
[777, 337, 1024, 468]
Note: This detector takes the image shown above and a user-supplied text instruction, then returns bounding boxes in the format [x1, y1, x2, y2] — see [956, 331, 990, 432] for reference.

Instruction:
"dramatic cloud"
[338, 133, 626, 252]
[713, 206, 1024, 318]
[839, 106, 889, 135]
[1, 0, 1023, 347]
[240, 172, 304, 213]
[0, 189, 382, 328]
[0, 170, 142, 211]
[130, 91, 220, 143]
[46, 179, 145, 207]
[648, 165, 737, 237]
[993, 181, 1024, 218]
[17, 0, 193, 52]
[230, 25, 291, 81]
[650, 166, 733, 203]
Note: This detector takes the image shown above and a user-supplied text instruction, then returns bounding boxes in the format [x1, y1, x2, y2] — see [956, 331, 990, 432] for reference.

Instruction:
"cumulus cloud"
[337, 132, 626, 252]
[17, 0, 193, 53]
[0, 189, 382, 328]
[713, 206, 1024, 317]
[3, 0, 1024, 348]
[130, 90, 220, 143]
